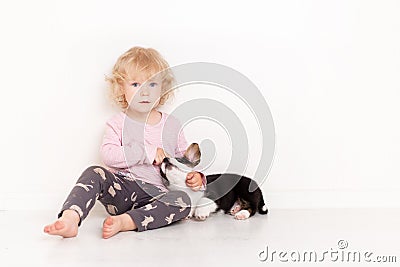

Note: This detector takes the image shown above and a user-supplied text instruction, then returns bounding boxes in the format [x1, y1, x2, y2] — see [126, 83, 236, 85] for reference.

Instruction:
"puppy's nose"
[163, 157, 170, 164]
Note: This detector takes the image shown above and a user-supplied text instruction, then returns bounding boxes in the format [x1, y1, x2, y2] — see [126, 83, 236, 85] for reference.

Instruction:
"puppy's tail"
[258, 197, 269, 215]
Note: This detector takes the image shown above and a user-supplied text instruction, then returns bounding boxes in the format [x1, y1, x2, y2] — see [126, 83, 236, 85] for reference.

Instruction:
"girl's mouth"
[139, 101, 151, 104]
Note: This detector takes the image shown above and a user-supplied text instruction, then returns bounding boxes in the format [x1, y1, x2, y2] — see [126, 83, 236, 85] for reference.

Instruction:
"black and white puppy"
[160, 143, 268, 220]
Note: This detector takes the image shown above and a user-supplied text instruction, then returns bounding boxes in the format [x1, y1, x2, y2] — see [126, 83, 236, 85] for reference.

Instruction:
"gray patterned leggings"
[58, 166, 191, 232]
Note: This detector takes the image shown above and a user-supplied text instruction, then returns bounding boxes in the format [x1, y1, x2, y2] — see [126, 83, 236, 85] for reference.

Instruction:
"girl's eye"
[149, 82, 158, 87]
[131, 82, 140, 87]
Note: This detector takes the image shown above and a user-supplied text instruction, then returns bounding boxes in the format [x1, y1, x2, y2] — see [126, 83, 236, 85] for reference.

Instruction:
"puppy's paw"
[187, 208, 195, 219]
[234, 210, 250, 220]
[194, 207, 211, 221]
[230, 201, 242, 215]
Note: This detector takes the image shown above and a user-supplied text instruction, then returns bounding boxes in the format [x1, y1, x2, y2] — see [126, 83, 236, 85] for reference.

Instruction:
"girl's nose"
[140, 88, 150, 96]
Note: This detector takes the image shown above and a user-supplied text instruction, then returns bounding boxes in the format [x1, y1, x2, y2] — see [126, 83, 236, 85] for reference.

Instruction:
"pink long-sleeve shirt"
[100, 111, 191, 191]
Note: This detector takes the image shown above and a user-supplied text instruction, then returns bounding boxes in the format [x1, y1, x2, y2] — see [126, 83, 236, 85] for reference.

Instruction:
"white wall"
[1, 0, 399, 210]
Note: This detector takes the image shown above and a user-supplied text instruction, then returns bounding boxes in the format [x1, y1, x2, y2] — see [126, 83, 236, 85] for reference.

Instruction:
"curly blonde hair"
[106, 47, 175, 109]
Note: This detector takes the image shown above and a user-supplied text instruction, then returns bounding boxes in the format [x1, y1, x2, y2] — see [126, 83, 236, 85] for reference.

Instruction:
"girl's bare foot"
[102, 214, 136, 239]
[43, 209, 80, 238]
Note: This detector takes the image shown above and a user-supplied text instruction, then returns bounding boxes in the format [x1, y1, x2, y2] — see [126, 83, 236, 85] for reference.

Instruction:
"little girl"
[44, 47, 205, 238]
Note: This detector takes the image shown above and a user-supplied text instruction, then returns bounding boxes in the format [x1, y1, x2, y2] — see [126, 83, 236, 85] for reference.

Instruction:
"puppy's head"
[160, 143, 201, 188]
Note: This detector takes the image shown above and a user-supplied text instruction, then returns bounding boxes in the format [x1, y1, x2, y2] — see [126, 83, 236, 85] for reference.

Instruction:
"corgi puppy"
[160, 143, 268, 220]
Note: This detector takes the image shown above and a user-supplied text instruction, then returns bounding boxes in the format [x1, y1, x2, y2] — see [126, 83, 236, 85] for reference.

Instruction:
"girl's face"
[123, 72, 163, 114]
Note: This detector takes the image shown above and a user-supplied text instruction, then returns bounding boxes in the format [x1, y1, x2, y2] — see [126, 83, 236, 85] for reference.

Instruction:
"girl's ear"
[183, 143, 201, 166]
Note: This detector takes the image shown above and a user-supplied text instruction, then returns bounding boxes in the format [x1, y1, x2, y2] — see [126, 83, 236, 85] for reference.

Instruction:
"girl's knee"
[82, 165, 108, 180]
[168, 190, 192, 212]
[179, 191, 192, 207]
[83, 165, 104, 172]
[179, 192, 192, 217]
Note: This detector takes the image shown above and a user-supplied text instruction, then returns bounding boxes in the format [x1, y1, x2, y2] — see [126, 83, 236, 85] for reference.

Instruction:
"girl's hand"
[153, 148, 170, 165]
[186, 172, 203, 191]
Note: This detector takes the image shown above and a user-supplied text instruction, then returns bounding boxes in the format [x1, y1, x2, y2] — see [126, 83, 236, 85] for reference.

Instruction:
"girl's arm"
[176, 128, 207, 190]
[186, 171, 207, 191]
[100, 121, 157, 169]
[174, 129, 188, 158]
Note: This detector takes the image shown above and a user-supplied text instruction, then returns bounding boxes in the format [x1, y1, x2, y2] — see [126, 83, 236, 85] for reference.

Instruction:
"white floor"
[1, 206, 399, 267]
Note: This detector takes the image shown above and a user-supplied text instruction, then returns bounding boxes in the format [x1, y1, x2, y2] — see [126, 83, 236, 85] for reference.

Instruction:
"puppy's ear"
[183, 143, 201, 166]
